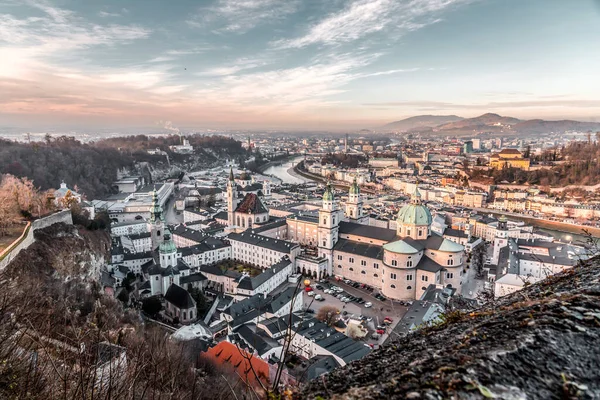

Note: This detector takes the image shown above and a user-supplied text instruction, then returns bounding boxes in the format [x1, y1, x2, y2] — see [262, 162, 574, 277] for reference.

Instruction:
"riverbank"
[256, 155, 296, 173]
[480, 209, 599, 241]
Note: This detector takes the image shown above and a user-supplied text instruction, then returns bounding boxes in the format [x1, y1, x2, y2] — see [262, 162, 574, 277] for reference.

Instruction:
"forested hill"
[0, 134, 246, 199]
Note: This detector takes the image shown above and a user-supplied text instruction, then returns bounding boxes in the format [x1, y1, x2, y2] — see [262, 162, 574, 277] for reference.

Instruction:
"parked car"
[376, 329, 385, 335]
[315, 284, 323, 290]
[383, 319, 392, 324]
[314, 294, 323, 300]
[371, 333, 380, 340]
[384, 317, 393, 322]
[364, 302, 373, 308]
[343, 298, 351, 303]
[305, 308, 315, 314]
[376, 325, 386, 330]
[307, 291, 315, 297]
[316, 297, 325, 302]
[304, 287, 313, 292]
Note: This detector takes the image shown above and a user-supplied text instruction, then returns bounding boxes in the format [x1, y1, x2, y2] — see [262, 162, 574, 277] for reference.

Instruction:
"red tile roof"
[235, 193, 268, 214]
[203, 341, 270, 390]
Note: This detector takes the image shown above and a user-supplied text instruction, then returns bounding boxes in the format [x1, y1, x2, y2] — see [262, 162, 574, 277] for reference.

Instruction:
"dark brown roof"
[499, 148, 522, 155]
[235, 193, 268, 214]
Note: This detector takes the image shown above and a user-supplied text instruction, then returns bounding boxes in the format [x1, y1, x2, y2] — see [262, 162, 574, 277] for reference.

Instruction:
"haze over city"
[2, 0, 600, 130]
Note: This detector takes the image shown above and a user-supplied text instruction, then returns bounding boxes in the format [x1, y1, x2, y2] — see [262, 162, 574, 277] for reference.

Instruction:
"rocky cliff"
[302, 260, 600, 399]
[4, 222, 110, 283]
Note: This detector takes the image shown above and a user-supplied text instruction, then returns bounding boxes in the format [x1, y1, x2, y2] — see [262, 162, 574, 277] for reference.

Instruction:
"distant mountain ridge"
[381, 113, 600, 134]
[381, 115, 463, 131]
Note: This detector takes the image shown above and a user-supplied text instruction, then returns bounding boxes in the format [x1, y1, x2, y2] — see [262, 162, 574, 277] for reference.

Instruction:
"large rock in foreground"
[302, 260, 600, 399]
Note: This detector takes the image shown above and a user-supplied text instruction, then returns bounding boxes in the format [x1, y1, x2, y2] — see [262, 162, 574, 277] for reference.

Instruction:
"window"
[391, 284, 396, 288]
[407, 260, 413, 267]
[338, 265, 342, 269]
[374, 263, 379, 269]
[323, 240, 326, 247]
[374, 273, 378, 277]
[338, 255, 343, 261]
[421, 275, 428, 282]
[407, 274, 413, 281]
[155, 276, 159, 281]
[447, 272, 454, 279]
[407, 229, 411, 236]
[391, 260, 397, 266]
[407, 286, 412, 290]
[349, 257, 355, 263]
[323, 218, 326, 225]
[361, 270, 366, 274]
[361, 260, 366, 266]
[390, 273, 397, 280]
[349, 267, 354, 271]
[447, 259, 454, 266]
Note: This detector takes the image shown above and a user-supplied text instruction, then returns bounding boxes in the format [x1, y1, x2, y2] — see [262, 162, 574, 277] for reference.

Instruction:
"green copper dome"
[349, 177, 360, 195]
[397, 204, 433, 226]
[159, 229, 177, 254]
[323, 183, 335, 201]
[397, 184, 432, 226]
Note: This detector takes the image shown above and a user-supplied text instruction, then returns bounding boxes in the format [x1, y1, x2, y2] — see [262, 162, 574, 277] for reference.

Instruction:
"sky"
[1, 0, 600, 131]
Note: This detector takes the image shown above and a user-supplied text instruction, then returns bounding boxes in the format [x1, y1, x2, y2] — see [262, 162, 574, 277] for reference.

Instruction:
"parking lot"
[302, 279, 409, 347]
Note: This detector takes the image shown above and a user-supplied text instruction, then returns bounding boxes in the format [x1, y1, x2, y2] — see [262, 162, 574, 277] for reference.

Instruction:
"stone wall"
[0, 210, 72, 271]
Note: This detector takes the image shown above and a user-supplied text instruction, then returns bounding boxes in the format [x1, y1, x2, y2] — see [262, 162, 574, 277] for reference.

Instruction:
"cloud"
[195, 53, 405, 107]
[196, 57, 269, 77]
[187, 0, 300, 33]
[98, 11, 122, 18]
[275, 0, 471, 48]
[148, 56, 176, 63]
[0, 2, 150, 60]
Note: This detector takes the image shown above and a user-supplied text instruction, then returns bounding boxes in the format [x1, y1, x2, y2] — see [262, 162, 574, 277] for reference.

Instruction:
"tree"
[188, 287, 208, 317]
[471, 242, 488, 278]
[316, 306, 340, 327]
[142, 296, 163, 316]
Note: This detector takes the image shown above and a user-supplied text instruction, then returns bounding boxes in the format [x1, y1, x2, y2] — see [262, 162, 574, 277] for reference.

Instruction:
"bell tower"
[318, 182, 339, 275]
[227, 168, 238, 228]
[345, 176, 365, 224]
[148, 188, 165, 250]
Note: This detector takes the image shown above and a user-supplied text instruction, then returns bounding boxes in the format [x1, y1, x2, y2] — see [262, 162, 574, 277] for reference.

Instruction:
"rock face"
[301, 260, 600, 399]
[5, 222, 110, 282]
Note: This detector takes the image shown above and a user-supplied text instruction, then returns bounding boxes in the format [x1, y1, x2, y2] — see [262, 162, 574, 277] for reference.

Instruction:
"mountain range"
[380, 113, 600, 134]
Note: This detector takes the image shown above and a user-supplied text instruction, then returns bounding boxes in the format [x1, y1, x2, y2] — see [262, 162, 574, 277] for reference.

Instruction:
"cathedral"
[226, 173, 466, 301]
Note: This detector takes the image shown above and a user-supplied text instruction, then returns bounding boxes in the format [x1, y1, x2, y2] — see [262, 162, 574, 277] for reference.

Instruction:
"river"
[262, 156, 309, 184]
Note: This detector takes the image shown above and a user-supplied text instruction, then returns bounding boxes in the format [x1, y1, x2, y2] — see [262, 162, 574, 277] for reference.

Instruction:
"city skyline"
[1, 0, 600, 130]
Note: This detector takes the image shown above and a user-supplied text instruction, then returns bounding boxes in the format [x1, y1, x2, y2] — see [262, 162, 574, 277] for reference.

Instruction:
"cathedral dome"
[397, 185, 432, 226]
[397, 204, 432, 226]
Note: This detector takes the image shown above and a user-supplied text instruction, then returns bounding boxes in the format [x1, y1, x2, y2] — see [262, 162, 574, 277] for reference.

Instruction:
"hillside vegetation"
[0, 134, 246, 199]
[0, 222, 248, 399]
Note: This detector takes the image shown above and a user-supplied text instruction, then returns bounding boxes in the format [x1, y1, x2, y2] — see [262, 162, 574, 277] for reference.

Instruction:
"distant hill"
[381, 112, 600, 135]
[436, 113, 521, 130]
[380, 115, 463, 131]
[513, 119, 600, 134]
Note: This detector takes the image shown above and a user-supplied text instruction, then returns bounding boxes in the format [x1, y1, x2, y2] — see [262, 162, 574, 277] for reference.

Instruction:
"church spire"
[229, 167, 234, 181]
[149, 186, 164, 222]
[411, 182, 422, 205]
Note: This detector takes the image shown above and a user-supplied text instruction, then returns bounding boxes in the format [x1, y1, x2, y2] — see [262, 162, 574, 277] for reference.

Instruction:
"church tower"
[159, 228, 179, 293]
[148, 188, 165, 250]
[318, 182, 339, 275]
[227, 168, 238, 228]
[492, 215, 509, 265]
[345, 176, 366, 224]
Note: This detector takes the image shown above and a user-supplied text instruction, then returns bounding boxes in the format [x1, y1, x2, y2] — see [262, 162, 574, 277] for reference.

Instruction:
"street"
[164, 193, 183, 225]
